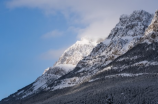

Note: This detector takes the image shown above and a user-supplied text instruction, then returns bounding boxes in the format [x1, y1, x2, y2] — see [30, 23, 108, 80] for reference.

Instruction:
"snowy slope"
[19, 64, 76, 98]
[22, 39, 97, 98]
[55, 38, 97, 65]
[48, 10, 153, 90]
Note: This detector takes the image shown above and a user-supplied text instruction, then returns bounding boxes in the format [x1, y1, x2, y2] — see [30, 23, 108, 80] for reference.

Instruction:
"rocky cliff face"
[90, 11, 158, 86]
[46, 10, 153, 91]
[145, 10, 158, 34]
[34, 38, 98, 92]
[55, 38, 97, 66]
[77, 10, 153, 73]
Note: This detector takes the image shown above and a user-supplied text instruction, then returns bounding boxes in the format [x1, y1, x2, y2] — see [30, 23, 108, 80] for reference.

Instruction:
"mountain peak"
[55, 38, 97, 66]
[76, 38, 97, 46]
[107, 10, 152, 40]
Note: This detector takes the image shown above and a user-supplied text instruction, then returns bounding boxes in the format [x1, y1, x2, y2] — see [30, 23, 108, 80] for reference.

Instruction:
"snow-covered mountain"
[94, 10, 158, 76]
[25, 38, 97, 96]
[47, 10, 153, 90]
[77, 10, 153, 73]
[36, 38, 97, 90]
[2, 10, 158, 104]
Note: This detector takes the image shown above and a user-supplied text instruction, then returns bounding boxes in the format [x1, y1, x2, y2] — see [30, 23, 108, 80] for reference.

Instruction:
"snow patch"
[43, 68, 49, 74]
[52, 77, 79, 90]
[88, 78, 100, 82]
[105, 73, 144, 78]
[16, 90, 24, 95]
[54, 64, 76, 73]
[133, 61, 158, 66]
[103, 39, 111, 45]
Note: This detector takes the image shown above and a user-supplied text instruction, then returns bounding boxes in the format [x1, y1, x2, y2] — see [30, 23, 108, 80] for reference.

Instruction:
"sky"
[1, 0, 158, 100]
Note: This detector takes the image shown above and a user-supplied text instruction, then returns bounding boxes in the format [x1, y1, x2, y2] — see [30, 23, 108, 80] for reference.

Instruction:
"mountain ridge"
[45, 10, 153, 91]
[1, 10, 158, 104]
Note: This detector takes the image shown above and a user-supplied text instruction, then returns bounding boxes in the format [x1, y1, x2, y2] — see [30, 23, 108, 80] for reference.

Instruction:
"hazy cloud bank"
[6, 0, 157, 41]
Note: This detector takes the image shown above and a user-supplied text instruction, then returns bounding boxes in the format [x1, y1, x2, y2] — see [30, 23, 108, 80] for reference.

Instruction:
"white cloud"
[41, 30, 63, 39]
[6, 0, 158, 41]
[40, 48, 66, 60]
[77, 19, 117, 41]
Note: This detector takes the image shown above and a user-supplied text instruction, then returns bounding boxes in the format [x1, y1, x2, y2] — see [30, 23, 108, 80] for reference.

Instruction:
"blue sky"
[0, 0, 77, 100]
[1, 0, 158, 100]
